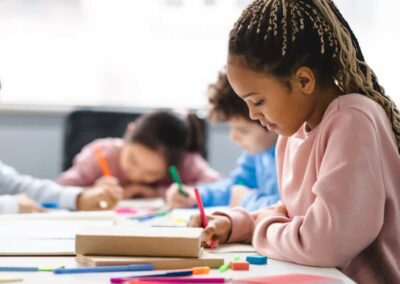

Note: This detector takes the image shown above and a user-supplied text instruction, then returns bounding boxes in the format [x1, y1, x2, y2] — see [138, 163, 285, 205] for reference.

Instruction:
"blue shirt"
[197, 146, 280, 211]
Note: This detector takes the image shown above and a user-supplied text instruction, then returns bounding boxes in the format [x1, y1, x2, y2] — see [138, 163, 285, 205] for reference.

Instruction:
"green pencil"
[169, 165, 188, 197]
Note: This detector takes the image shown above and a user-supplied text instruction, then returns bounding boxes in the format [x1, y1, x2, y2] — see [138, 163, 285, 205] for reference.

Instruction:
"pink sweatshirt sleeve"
[57, 140, 105, 187]
[179, 153, 220, 185]
[226, 109, 386, 268]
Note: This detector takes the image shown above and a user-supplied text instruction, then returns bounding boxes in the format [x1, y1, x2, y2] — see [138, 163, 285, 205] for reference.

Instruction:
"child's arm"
[179, 153, 220, 185]
[240, 189, 281, 212]
[196, 152, 257, 207]
[0, 161, 83, 213]
[251, 110, 387, 267]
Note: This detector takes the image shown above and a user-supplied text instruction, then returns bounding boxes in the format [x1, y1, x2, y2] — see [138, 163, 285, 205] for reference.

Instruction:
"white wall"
[0, 0, 398, 108]
[0, 110, 240, 179]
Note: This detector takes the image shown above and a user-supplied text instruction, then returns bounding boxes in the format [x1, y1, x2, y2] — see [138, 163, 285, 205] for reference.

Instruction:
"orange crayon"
[94, 147, 112, 176]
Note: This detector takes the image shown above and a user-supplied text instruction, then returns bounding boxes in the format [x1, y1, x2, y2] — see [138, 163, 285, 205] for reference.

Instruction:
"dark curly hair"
[125, 111, 205, 168]
[207, 70, 251, 122]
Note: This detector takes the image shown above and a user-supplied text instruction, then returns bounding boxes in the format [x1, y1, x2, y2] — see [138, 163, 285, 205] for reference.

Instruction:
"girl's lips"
[266, 124, 277, 131]
[261, 121, 277, 131]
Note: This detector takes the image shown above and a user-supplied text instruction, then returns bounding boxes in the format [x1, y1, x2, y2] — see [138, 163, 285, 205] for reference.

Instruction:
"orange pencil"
[94, 147, 112, 209]
[94, 147, 112, 176]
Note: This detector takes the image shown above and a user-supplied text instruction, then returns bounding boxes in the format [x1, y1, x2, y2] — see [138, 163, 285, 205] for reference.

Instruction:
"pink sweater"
[58, 138, 219, 188]
[220, 94, 400, 283]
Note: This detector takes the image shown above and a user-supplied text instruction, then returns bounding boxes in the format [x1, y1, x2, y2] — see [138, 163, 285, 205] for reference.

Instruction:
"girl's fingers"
[188, 214, 203, 227]
[104, 185, 123, 202]
[203, 225, 217, 242]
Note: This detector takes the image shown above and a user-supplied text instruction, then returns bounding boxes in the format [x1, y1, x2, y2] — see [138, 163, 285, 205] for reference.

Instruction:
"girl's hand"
[188, 214, 232, 248]
[123, 184, 162, 199]
[77, 182, 123, 210]
[95, 176, 120, 187]
[165, 184, 197, 209]
[16, 193, 46, 213]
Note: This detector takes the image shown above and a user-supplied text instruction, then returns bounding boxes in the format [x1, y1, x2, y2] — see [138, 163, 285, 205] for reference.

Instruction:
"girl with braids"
[58, 111, 219, 199]
[189, 0, 400, 282]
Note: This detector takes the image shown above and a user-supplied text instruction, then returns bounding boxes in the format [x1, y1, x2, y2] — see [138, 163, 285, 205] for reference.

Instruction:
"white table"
[0, 254, 354, 284]
[0, 201, 355, 283]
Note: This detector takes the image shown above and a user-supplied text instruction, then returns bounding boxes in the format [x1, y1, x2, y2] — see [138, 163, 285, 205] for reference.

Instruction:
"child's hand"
[188, 214, 232, 248]
[95, 176, 120, 187]
[16, 193, 45, 213]
[166, 184, 197, 209]
[123, 184, 162, 199]
[229, 185, 252, 207]
[77, 182, 123, 211]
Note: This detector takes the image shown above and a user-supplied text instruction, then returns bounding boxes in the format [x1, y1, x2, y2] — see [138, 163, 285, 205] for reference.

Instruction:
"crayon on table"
[53, 264, 154, 274]
[125, 277, 227, 283]
[40, 202, 59, 209]
[0, 266, 64, 272]
[110, 270, 193, 284]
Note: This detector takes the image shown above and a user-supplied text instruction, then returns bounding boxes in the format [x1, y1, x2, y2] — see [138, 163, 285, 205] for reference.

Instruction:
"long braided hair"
[229, 0, 400, 151]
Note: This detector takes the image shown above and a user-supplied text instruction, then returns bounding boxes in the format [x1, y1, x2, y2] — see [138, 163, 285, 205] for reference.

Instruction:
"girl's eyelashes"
[254, 100, 265, 107]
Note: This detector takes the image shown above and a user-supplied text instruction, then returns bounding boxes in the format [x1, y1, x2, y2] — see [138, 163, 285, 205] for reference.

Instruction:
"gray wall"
[0, 109, 241, 179]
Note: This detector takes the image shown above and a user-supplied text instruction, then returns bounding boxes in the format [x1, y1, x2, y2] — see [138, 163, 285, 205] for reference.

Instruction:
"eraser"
[218, 263, 230, 273]
[192, 266, 210, 275]
[230, 261, 250, 271]
[246, 255, 268, 265]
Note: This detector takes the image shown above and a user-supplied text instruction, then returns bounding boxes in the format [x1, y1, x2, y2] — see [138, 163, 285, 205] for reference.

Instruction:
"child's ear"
[295, 67, 316, 95]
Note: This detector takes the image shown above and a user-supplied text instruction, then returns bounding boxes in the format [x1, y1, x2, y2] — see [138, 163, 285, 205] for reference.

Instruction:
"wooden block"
[75, 251, 223, 270]
[75, 226, 203, 258]
[230, 261, 250, 270]
[246, 255, 268, 265]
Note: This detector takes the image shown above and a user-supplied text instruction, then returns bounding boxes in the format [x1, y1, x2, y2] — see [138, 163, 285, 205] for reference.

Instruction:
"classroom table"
[0, 199, 355, 284]
[0, 254, 354, 284]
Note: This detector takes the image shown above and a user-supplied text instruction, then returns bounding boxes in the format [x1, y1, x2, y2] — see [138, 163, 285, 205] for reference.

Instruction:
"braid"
[229, 0, 400, 152]
[319, 0, 400, 150]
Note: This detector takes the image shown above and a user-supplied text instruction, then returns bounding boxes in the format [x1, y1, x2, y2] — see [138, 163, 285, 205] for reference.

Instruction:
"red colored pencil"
[193, 188, 215, 248]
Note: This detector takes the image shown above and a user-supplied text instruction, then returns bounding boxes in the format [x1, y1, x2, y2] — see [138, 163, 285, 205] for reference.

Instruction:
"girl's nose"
[248, 105, 261, 121]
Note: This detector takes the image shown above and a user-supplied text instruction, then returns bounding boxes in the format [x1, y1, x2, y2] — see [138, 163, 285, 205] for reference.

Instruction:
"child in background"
[189, 0, 400, 283]
[166, 71, 279, 211]
[0, 160, 123, 213]
[58, 111, 219, 198]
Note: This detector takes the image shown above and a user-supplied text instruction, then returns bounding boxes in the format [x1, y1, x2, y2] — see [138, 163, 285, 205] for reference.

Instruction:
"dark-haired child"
[167, 71, 279, 211]
[58, 111, 219, 198]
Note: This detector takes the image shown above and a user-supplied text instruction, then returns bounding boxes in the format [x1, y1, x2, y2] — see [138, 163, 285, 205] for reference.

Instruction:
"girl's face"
[227, 56, 318, 137]
[229, 116, 277, 154]
[119, 143, 167, 184]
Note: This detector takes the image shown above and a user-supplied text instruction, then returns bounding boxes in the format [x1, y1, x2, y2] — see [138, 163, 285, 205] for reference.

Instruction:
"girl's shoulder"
[180, 151, 207, 166]
[320, 93, 391, 132]
[80, 137, 124, 159]
[334, 94, 387, 120]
